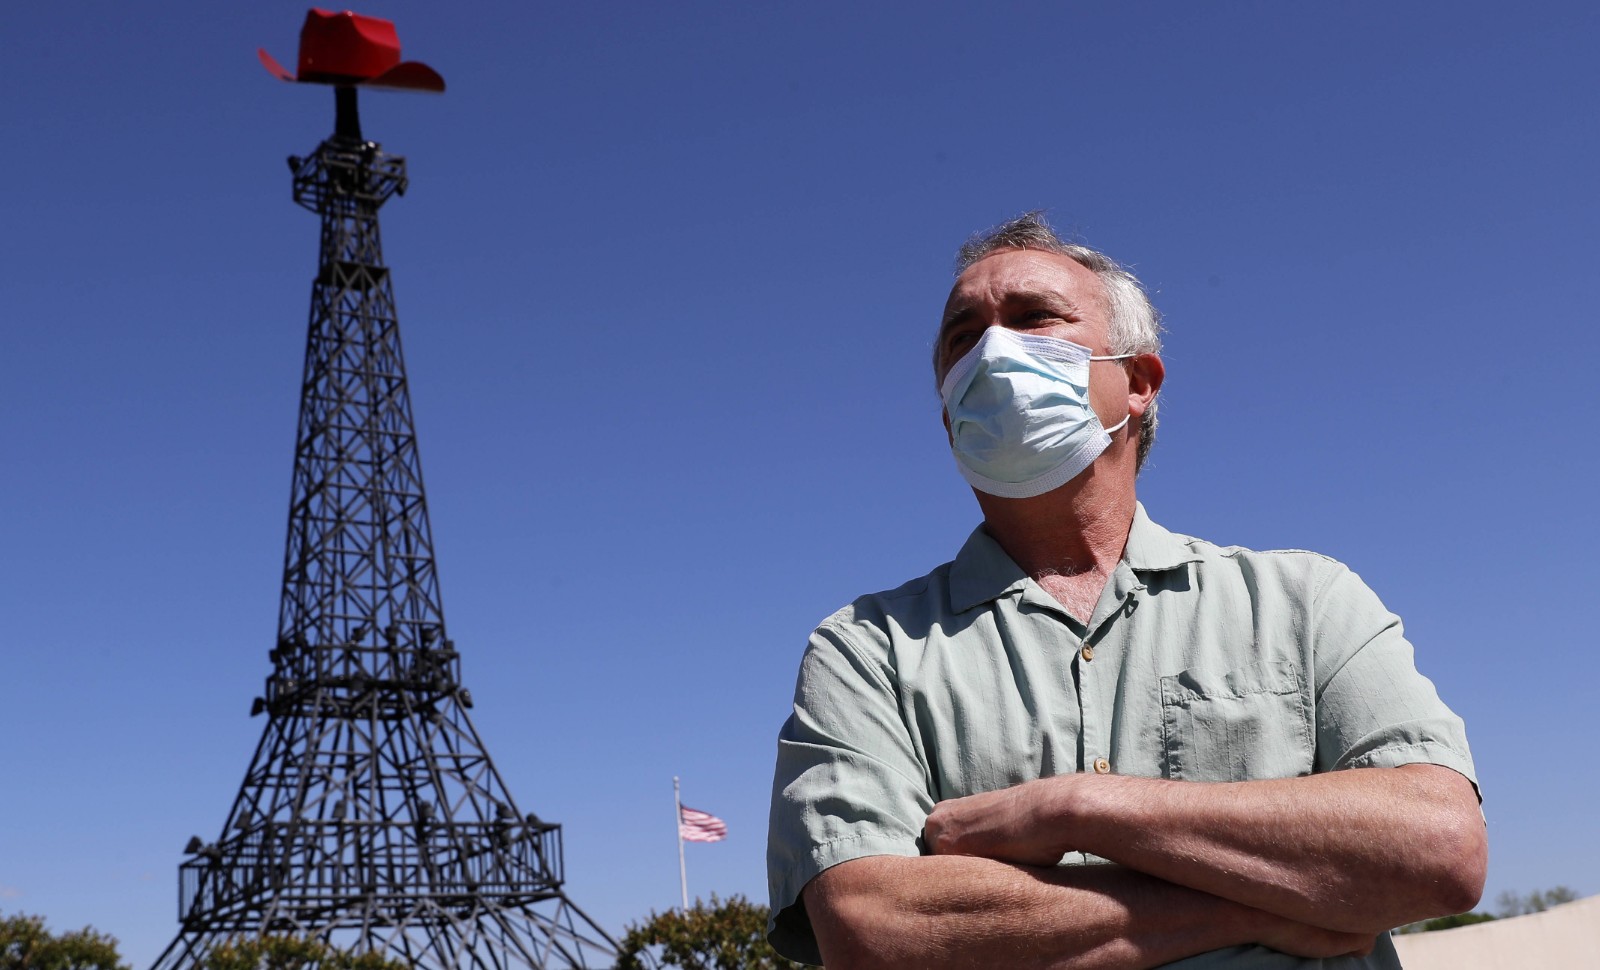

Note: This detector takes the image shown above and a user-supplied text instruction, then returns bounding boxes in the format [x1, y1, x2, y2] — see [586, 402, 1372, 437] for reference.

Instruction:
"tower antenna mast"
[151, 11, 617, 968]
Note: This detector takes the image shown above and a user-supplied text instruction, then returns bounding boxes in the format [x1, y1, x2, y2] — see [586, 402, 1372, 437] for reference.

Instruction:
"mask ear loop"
[1089, 352, 1137, 436]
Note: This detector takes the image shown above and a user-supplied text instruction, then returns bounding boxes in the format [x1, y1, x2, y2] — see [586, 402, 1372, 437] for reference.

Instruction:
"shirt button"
[1080, 644, 1095, 661]
[1093, 758, 1111, 774]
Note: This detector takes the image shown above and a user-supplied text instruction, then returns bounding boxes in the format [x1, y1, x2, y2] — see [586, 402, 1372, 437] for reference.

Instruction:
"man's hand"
[1250, 910, 1377, 960]
[923, 776, 1077, 865]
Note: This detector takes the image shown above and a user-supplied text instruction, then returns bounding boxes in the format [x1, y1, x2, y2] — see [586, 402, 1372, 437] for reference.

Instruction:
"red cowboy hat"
[259, 8, 444, 92]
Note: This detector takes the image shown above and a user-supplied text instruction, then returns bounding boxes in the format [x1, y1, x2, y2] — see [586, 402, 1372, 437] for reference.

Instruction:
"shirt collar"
[948, 502, 1202, 613]
[948, 527, 1030, 613]
[1122, 502, 1206, 573]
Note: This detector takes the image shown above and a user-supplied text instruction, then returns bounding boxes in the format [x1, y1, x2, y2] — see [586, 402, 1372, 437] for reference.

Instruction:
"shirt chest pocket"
[1160, 659, 1313, 782]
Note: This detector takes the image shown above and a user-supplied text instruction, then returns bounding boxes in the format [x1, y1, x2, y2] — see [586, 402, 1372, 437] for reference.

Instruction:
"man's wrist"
[1039, 772, 1089, 838]
[1050, 770, 1131, 858]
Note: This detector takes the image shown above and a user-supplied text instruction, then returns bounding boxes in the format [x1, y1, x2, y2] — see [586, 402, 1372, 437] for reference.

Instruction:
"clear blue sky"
[2, 1, 1596, 964]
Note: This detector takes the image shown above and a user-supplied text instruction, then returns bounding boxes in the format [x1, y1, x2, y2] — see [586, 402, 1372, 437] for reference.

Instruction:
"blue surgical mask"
[940, 327, 1131, 499]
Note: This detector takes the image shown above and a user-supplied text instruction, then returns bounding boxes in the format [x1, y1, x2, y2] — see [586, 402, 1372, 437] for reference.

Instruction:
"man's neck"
[976, 467, 1137, 620]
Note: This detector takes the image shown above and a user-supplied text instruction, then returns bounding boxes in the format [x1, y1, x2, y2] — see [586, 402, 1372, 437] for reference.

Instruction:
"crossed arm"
[803, 764, 1486, 969]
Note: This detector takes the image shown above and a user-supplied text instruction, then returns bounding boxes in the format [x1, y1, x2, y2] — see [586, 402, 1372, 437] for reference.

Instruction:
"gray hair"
[941, 211, 1165, 472]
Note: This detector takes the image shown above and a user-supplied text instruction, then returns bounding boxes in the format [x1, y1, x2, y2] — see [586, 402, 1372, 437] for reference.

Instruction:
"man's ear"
[1126, 354, 1165, 419]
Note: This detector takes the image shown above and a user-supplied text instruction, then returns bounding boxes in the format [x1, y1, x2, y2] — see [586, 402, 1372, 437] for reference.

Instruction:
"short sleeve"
[766, 618, 935, 965]
[1310, 565, 1480, 798]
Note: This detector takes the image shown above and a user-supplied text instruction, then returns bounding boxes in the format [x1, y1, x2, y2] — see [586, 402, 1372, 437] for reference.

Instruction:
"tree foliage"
[1396, 885, 1586, 934]
[1394, 911, 1497, 934]
[1494, 886, 1581, 918]
[617, 895, 804, 970]
[0, 913, 128, 970]
[200, 937, 409, 970]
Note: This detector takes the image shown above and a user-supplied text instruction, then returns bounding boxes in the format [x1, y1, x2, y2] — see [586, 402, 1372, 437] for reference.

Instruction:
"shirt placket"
[1077, 562, 1145, 778]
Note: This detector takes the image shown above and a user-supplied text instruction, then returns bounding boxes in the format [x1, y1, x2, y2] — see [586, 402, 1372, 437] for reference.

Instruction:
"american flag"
[678, 805, 727, 843]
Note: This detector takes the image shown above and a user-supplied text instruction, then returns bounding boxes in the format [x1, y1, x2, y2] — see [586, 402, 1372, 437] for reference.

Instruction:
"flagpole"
[674, 776, 689, 911]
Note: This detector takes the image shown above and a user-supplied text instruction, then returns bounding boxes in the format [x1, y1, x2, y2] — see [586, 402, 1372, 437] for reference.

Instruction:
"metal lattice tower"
[151, 86, 618, 970]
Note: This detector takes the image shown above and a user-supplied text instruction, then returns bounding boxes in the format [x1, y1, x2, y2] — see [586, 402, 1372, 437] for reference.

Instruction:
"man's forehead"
[942, 249, 1106, 319]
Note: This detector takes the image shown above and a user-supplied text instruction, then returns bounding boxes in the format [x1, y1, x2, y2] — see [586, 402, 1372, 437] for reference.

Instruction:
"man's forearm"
[1076, 765, 1486, 932]
[925, 764, 1487, 934]
[803, 855, 1372, 970]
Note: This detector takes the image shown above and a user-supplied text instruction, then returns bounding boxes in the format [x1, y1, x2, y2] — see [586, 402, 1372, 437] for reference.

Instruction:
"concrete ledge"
[1392, 895, 1599, 970]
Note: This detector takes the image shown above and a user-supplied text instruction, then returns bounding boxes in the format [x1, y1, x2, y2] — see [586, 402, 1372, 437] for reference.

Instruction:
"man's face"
[936, 249, 1128, 432]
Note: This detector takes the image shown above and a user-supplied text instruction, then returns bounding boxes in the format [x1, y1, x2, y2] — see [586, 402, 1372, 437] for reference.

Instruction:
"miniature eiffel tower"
[150, 12, 616, 969]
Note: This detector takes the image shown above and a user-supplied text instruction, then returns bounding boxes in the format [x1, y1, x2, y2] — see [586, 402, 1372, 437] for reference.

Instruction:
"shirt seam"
[1342, 740, 1472, 764]
[1222, 547, 1344, 565]
[779, 831, 923, 913]
[806, 829, 920, 854]
[1308, 563, 1398, 702]
[1341, 742, 1480, 794]
[812, 619, 902, 698]
[808, 621, 935, 794]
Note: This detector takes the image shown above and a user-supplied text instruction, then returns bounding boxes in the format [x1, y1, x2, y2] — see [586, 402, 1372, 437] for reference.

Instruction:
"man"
[766, 213, 1485, 969]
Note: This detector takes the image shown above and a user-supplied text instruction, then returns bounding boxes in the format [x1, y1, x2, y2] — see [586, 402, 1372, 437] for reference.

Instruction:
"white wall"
[1392, 895, 1600, 970]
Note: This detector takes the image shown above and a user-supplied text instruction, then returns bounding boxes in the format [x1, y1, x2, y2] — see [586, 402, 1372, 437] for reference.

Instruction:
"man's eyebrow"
[939, 291, 1083, 337]
[938, 303, 977, 336]
[1017, 291, 1084, 316]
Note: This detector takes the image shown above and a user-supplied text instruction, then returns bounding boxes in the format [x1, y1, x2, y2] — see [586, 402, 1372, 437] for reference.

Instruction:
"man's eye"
[946, 330, 978, 353]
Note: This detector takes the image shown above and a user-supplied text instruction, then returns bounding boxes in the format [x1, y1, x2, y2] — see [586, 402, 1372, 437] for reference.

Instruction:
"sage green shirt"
[767, 505, 1477, 967]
